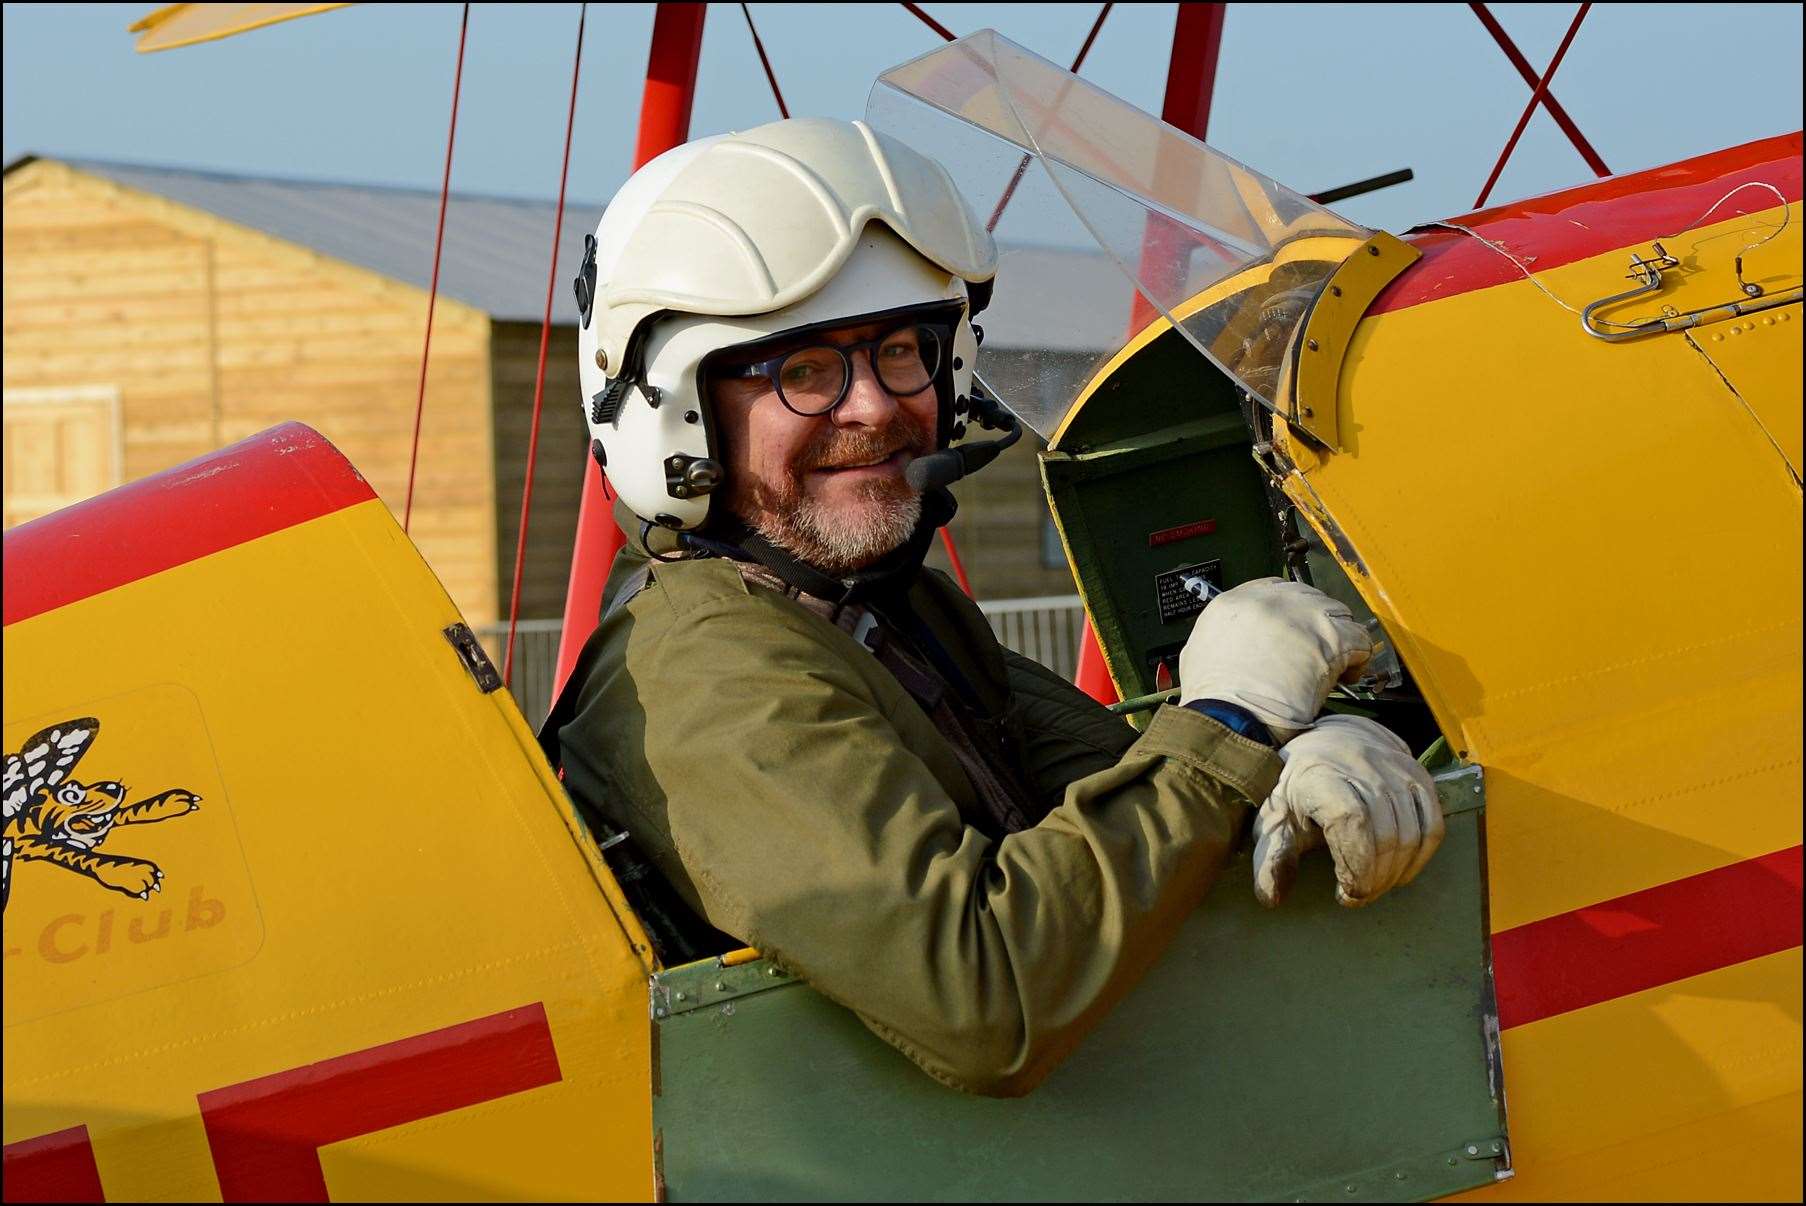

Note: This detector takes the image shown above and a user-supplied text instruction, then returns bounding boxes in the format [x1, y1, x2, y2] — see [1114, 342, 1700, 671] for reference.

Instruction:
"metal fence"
[478, 594, 1087, 728]
[976, 594, 1086, 682]
[477, 620, 565, 728]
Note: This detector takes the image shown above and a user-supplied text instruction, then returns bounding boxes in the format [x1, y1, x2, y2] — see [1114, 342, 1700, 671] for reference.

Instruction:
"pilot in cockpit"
[544, 117, 1443, 1097]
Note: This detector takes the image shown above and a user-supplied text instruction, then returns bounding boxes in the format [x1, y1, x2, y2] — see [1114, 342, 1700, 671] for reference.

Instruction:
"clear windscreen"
[867, 29, 1369, 439]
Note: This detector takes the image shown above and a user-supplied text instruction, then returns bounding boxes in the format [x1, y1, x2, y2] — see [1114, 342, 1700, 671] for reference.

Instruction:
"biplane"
[3, 10, 1800, 1203]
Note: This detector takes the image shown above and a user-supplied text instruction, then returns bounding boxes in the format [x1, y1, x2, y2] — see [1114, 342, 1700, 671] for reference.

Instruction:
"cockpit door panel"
[652, 769, 1504, 1202]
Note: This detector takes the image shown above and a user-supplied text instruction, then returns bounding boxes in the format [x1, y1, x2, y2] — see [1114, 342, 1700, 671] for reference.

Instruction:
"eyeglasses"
[714, 320, 949, 418]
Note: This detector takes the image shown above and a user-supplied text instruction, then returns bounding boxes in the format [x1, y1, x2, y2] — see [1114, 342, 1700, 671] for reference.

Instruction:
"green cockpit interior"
[1043, 308, 1444, 757]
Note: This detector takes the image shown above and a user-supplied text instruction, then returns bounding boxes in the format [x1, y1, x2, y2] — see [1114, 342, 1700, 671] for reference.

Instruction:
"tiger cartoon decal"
[3, 717, 201, 911]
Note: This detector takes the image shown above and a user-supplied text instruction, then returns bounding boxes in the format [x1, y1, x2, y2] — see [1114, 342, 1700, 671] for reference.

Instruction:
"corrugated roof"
[21, 156, 1130, 348]
[60, 157, 600, 324]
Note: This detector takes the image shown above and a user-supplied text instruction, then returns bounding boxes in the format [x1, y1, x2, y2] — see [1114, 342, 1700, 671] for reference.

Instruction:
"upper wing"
[129, 4, 352, 54]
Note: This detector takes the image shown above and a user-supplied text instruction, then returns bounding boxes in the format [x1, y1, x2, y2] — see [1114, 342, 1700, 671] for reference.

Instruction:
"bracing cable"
[404, 3, 470, 534]
[504, 2, 589, 688]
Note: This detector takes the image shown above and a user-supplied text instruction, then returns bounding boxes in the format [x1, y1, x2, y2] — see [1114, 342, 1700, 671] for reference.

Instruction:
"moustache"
[795, 422, 932, 474]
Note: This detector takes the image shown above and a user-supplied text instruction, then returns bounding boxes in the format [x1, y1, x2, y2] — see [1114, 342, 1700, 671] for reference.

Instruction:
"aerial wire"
[505, 1, 589, 689]
[404, 3, 470, 535]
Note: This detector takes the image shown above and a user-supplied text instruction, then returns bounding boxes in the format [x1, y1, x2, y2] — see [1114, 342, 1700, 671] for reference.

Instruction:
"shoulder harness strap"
[728, 561, 1044, 837]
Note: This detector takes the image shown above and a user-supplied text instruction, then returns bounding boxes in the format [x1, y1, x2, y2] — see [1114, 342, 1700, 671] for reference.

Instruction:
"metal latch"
[442, 623, 503, 693]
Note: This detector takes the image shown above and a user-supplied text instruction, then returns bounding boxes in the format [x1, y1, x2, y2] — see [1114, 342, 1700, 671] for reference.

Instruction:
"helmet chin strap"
[679, 487, 958, 607]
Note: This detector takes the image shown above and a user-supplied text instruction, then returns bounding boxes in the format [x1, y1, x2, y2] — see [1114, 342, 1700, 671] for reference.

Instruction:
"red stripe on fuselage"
[198, 1001, 562, 1202]
[1, 1125, 106, 1203]
[1374, 132, 1802, 314]
[3, 423, 376, 627]
[1493, 845, 1803, 1031]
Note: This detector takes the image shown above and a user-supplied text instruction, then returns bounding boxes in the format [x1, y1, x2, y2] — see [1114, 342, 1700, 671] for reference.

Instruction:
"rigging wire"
[404, 3, 470, 535]
[504, 1, 589, 688]
[1473, 2, 1590, 211]
[986, 3, 1113, 231]
[900, 2, 956, 42]
[891, 1, 1079, 596]
[1070, 3, 1113, 72]
[740, 4, 789, 118]
[1467, 2, 1609, 177]
[948, 5, 1115, 596]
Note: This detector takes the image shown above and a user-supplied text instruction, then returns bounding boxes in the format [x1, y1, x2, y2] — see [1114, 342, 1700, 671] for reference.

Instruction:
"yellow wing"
[129, 4, 351, 53]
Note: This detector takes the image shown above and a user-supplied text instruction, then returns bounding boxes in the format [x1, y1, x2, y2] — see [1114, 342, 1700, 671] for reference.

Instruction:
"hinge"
[650, 954, 795, 1020]
[442, 623, 503, 693]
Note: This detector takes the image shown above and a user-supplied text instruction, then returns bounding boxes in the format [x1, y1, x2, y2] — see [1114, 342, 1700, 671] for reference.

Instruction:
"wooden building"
[3, 155, 1089, 625]
[4, 155, 613, 626]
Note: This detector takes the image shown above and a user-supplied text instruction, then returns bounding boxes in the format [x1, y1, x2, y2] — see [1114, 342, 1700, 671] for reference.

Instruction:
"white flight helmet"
[574, 117, 998, 531]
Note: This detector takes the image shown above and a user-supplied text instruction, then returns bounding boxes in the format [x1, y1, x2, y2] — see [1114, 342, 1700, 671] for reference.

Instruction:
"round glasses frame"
[714, 318, 952, 418]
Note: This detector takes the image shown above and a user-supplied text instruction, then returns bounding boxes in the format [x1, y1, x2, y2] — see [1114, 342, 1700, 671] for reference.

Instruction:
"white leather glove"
[1252, 714, 1445, 909]
[1178, 578, 1375, 743]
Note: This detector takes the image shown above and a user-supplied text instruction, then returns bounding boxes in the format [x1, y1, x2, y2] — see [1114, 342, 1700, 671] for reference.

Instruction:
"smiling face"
[709, 317, 940, 575]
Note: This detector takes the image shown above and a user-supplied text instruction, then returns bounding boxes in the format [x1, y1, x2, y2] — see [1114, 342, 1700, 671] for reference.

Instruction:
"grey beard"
[727, 414, 934, 576]
[748, 485, 924, 576]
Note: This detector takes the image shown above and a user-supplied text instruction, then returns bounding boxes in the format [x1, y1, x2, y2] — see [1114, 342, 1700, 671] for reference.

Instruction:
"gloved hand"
[1178, 578, 1375, 743]
[1251, 714, 1445, 908]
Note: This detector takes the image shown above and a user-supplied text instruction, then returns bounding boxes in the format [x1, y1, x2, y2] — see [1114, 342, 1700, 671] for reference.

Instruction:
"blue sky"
[3, 3, 1801, 236]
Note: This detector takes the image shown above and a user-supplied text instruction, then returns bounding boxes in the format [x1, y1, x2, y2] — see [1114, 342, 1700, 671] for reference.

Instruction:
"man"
[549, 117, 1443, 1096]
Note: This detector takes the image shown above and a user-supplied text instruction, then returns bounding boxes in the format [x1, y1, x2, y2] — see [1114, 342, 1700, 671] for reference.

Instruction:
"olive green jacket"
[556, 530, 1282, 1097]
